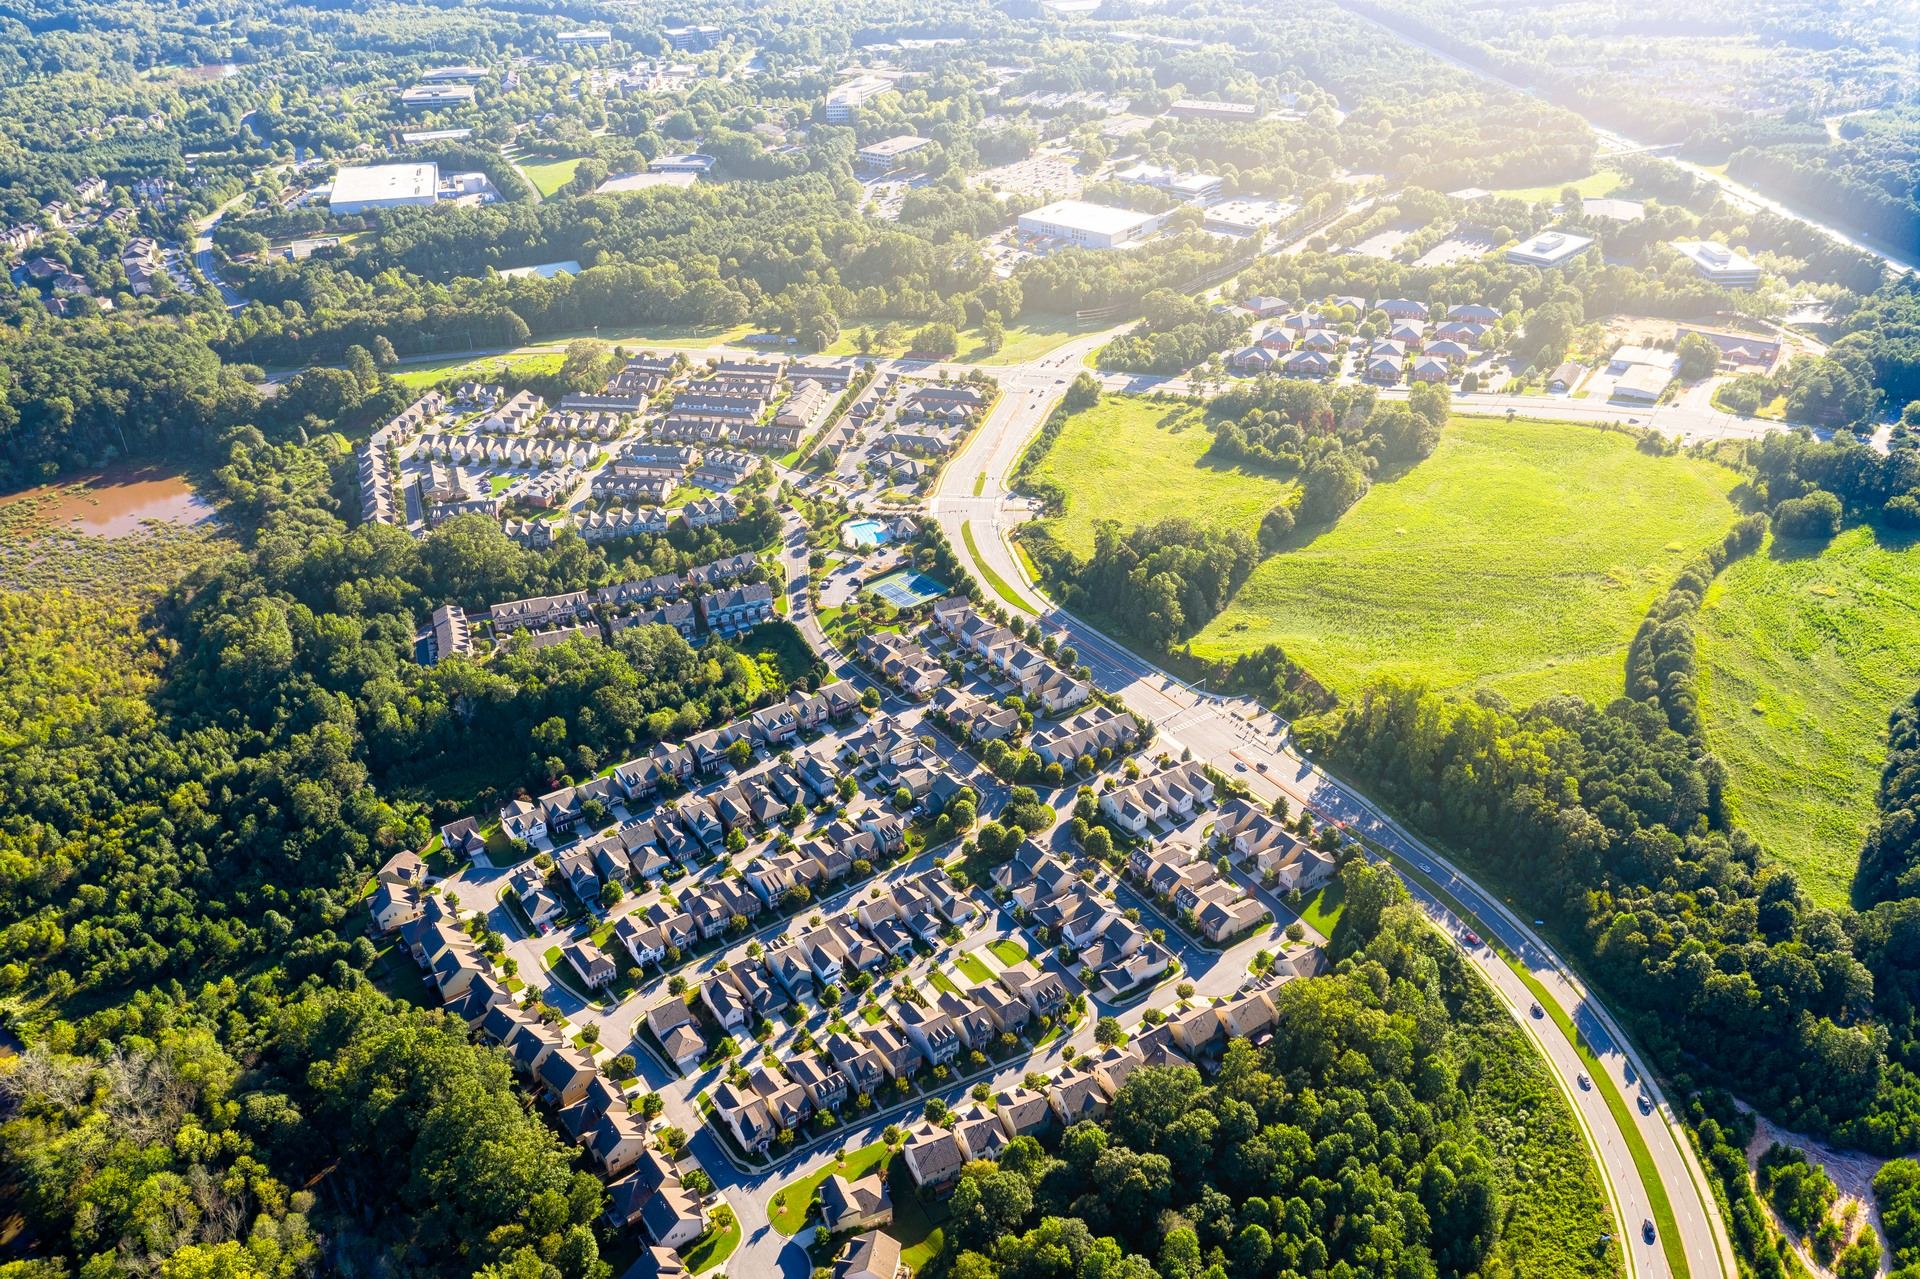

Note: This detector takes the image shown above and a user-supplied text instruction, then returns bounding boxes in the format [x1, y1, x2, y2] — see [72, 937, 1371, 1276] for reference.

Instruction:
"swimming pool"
[868, 569, 946, 609]
[842, 518, 889, 549]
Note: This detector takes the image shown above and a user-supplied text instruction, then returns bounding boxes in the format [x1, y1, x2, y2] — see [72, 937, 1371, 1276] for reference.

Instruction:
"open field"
[1491, 167, 1625, 204]
[391, 352, 565, 390]
[1028, 394, 1292, 557]
[1698, 525, 1920, 908]
[818, 311, 1108, 366]
[1190, 417, 1743, 705]
[519, 155, 584, 197]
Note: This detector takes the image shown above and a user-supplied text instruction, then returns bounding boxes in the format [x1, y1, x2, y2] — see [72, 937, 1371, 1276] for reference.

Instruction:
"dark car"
[1530, 1002, 1544, 1019]
[1642, 1220, 1655, 1245]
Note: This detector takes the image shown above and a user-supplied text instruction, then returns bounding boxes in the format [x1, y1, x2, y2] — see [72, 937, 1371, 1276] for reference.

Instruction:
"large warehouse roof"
[330, 162, 438, 209]
[1021, 199, 1156, 237]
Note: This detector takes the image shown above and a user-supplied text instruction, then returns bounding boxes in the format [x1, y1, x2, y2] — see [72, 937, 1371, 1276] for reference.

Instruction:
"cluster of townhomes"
[891, 970, 1300, 1203]
[927, 597, 1092, 713]
[446, 550, 776, 655]
[993, 843, 1178, 996]
[355, 349, 852, 549]
[382, 890, 716, 1264]
[704, 919, 1072, 1159]
[1227, 298, 1504, 385]
[819, 375, 992, 491]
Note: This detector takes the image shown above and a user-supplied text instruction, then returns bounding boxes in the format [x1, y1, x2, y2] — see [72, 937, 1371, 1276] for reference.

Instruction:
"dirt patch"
[1744, 1106, 1889, 1277]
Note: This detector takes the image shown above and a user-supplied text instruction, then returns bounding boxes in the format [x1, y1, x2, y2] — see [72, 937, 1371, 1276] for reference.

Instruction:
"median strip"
[960, 520, 1038, 613]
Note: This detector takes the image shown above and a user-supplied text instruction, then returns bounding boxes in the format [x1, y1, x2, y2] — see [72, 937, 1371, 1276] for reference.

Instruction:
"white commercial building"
[1017, 199, 1159, 249]
[400, 84, 476, 109]
[329, 163, 440, 215]
[825, 75, 896, 123]
[857, 135, 934, 173]
[1504, 228, 1594, 269]
[1669, 239, 1762, 288]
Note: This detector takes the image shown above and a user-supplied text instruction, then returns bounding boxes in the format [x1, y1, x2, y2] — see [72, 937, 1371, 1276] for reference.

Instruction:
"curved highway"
[926, 345, 1737, 1279]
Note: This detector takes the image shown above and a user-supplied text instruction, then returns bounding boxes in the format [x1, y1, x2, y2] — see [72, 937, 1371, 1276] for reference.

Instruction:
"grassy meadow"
[519, 155, 584, 197]
[1698, 525, 1920, 907]
[1029, 394, 1293, 557]
[1189, 417, 1743, 705]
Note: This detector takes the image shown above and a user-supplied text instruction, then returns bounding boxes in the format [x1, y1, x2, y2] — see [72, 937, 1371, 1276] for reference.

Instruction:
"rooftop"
[330, 162, 438, 207]
[1020, 199, 1157, 237]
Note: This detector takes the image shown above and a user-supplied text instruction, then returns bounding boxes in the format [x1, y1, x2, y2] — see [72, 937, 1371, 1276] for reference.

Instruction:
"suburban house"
[563, 939, 618, 988]
[639, 1183, 705, 1249]
[820, 1171, 893, 1233]
[901, 1118, 967, 1195]
[1046, 1068, 1109, 1126]
[951, 1101, 1009, 1160]
[995, 1085, 1053, 1138]
[833, 1231, 903, 1279]
[1099, 761, 1215, 835]
[646, 998, 706, 1071]
[583, 1106, 645, 1175]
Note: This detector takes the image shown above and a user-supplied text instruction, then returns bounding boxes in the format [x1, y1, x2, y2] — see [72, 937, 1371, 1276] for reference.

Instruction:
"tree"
[1676, 332, 1721, 381]
[911, 322, 960, 357]
[1094, 1016, 1124, 1046]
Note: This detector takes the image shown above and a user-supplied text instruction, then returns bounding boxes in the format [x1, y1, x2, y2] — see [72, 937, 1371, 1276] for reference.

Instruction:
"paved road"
[928, 356, 1738, 1279]
[191, 192, 252, 311]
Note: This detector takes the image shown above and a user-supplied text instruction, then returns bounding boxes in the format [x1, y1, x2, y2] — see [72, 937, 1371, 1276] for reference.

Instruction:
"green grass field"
[1030, 394, 1293, 557]
[1491, 167, 1625, 204]
[819, 311, 1108, 365]
[520, 155, 584, 197]
[1698, 525, 1920, 908]
[953, 952, 994, 984]
[1190, 417, 1743, 705]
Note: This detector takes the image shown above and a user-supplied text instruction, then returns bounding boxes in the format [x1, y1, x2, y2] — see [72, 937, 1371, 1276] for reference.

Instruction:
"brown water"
[4, 468, 214, 539]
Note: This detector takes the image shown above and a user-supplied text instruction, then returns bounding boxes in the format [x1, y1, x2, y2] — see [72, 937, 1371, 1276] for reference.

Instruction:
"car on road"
[1529, 1002, 1543, 1019]
[1462, 930, 1481, 947]
[1642, 1220, 1655, 1245]
[1637, 1092, 1653, 1115]
[1234, 761, 1247, 771]
[1577, 1073, 1591, 1091]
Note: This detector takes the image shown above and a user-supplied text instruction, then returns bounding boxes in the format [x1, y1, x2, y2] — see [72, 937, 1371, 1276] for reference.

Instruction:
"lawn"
[1291, 878, 1346, 938]
[767, 1141, 892, 1235]
[987, 939, 1027, 966]
[953, 952, 994, 984]
[1190, 416, 1743, 706]
[392, 352, 565, 390]
[928, 968, 961, 996]
[1028, 394, 1292, 557]
[1490, 167, 1625, 204]
[520, 155, 585, 197]
[818, 311, 1107, 366]
[683, 1214, 741, 1274]
[1698, 524, 1920, 908]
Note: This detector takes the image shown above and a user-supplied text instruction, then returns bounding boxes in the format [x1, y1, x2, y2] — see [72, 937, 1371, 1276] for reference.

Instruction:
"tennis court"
[867, 569, 946, 608]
